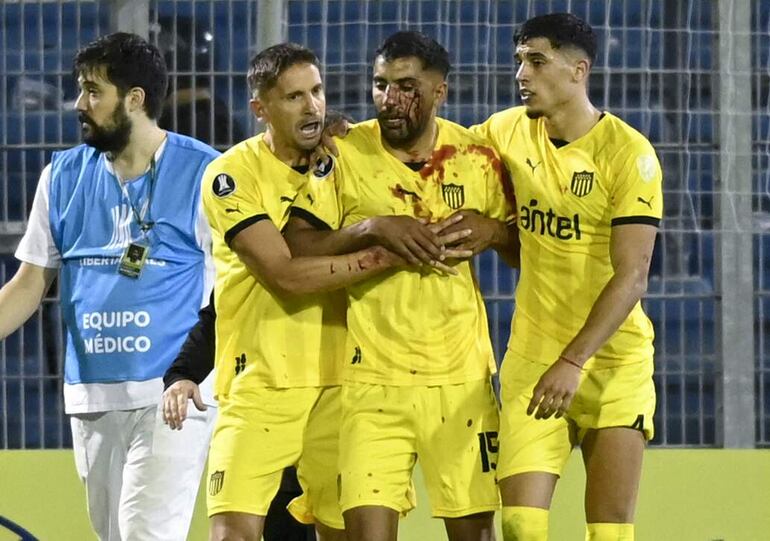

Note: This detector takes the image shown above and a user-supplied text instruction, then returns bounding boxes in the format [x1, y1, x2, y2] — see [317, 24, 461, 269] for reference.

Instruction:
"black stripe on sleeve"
[611, 216, 661, 227]
[163, 290, 216, 388]
[224, 214, 270, 246]
[289, 207, 332, 231]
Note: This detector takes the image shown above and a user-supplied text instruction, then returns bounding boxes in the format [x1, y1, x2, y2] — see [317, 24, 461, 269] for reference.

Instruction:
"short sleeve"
[194, 195, 215, 308]
[15, 164, 61, 268]
[469, 120, 487, 136]
[481, 149, 517, 223]
[467, 115, 517, 222]
[469, 115, 505, 156]
[201, 161, 269, 246]
[609, 141, 664, 227]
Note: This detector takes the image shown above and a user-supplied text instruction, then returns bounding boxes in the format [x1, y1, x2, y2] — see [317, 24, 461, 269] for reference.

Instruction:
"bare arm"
[528, 223, 657, 419]
[232, 219, 402, 298]
[560, 223, 657, 365]
[0, 262, 57, 339]
[285, 211, 377, 256]
[494, 222, 521, 269]
[285, 213, 472, 272]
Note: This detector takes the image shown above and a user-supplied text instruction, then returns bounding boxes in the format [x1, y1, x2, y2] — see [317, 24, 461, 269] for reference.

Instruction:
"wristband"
[558, 355, 584, 370]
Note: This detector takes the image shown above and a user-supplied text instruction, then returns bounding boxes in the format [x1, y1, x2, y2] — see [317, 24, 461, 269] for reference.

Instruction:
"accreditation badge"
[118, 242, 150, 278]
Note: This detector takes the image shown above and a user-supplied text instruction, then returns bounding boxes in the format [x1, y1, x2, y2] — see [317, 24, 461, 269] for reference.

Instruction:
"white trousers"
[70, 403, 216, 541]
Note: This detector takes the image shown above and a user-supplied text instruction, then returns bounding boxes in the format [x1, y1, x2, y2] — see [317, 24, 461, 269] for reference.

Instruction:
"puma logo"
[637, 196, 653, 210]
[280, 195, 298, 204]
[526, 158, 541, 174]
[225, 204, 242, 214]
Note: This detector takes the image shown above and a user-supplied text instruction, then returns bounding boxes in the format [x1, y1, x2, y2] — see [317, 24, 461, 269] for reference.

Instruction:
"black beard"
[377, 111, 430, 149]
[79, 104, 132, 155]
[525, 108, 544, 119]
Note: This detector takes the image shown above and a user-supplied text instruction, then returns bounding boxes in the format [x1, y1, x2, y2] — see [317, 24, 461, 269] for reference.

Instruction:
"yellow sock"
[585, 522, 634, 541]
[501, 506, 549, 541]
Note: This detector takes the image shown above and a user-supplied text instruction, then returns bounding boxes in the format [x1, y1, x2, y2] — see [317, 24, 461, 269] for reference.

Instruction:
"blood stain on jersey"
[420, 144, 457, 182]
[413, 200, 432, 220]
[467, 144, 516, 208]
[389, 185, 431, 219]
[390, 184, 420, 201]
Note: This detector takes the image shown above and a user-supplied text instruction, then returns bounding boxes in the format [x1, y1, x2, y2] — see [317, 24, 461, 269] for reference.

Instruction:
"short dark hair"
[73, 32, 168, 119]
[514, 13, 597, 64]
[247, 43, 320, 98]
[375, 31, 451, 78]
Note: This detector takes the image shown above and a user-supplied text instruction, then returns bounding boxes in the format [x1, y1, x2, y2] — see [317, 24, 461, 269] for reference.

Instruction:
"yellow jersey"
[201, 134, 346, 397]
[473, 107, 663, 367]
[292, 118, 515, 385]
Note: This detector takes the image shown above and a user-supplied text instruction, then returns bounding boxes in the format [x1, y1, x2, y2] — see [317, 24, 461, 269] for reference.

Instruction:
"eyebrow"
[78, 77, 101, 87]
[373, 76, 419, 84]
[284, 84, 323, 97]
[515, 51, 549, 60]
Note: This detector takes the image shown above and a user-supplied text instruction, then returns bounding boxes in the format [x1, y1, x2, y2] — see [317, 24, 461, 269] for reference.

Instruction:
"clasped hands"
[365, 210, 504, 275]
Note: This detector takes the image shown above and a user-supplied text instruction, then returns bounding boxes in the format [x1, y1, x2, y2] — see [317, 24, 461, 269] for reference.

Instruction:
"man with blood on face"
[373, 55, 436, 151]
[285, 31, 519, 541]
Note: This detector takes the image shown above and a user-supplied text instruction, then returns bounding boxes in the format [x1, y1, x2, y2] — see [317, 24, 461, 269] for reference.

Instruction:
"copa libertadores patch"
[313, 155, 335, 179]
[212, 173, 236, 198]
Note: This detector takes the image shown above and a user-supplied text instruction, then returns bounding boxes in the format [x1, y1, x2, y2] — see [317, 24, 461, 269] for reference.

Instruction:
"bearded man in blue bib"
[0, 33, 220, 540]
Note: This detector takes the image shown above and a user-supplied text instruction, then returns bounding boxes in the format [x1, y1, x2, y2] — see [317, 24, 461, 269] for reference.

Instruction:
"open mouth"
[298, 120, 321, 137]
[382, 117, 406, 128]
[520, 89, 534, 101]
[78, 115, 93, 130]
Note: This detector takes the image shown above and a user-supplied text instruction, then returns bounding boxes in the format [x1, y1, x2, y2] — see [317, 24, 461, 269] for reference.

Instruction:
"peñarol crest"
[570, 170, 594, 197]
[442, 183, 465, 209]
[209, 470, 225, 496]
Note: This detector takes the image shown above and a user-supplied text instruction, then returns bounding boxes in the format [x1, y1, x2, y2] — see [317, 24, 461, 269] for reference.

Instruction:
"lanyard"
[115, 157, 157, 235]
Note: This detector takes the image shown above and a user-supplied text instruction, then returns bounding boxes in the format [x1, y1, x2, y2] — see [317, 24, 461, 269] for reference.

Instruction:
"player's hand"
[434, 210, 507, 256]
[309, 111, 351, 165]
[527, 357, 583, 420]
[427, 215, 474, 260]
[162, 379, 207, 430]
[364, 215, 452, 269]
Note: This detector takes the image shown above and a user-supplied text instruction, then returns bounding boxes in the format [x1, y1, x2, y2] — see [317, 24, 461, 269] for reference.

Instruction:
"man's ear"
[573, 57, 591, 84]
[125, 86, 146, 114]
[250, 96, 269, 123]
[434, 80, 448, 108]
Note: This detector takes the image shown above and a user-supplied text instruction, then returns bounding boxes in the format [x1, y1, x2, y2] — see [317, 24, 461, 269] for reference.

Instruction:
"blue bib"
[48, 133, 219, 384]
